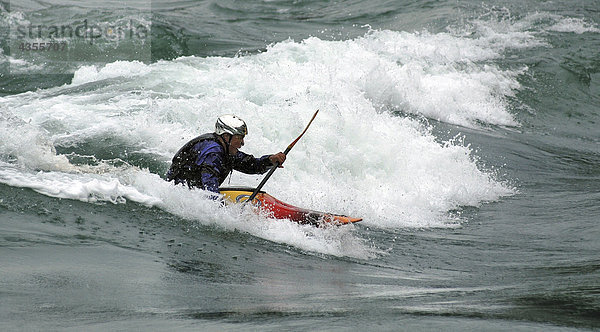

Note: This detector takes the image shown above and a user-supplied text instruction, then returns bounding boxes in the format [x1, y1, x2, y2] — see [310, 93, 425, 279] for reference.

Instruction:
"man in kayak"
[166, 114, 286, 194]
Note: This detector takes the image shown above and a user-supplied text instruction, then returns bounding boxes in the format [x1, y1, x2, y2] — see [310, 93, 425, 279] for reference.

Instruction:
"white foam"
[0, 114, 75, 172]
[1, 24, 530, 255]
[71, 61, 152, 85]
[479, 11, 600, 36]
[548, 17, 600, 34]
[0, 163, 160, 205]
[0, 163, 375, 258]
[129, 171, 376, 259]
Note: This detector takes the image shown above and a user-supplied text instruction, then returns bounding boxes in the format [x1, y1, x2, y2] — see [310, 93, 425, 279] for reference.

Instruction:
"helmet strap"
[226, 134, 233, 154]
[219, 133, 234, 156]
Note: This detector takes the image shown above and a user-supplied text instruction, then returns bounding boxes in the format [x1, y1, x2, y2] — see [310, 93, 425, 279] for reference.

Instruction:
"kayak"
[220, 187, 362, 225]
[219, 187, 362, 225]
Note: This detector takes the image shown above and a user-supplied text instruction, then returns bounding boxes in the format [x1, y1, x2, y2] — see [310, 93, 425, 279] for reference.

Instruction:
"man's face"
[228, 134, 245, 154]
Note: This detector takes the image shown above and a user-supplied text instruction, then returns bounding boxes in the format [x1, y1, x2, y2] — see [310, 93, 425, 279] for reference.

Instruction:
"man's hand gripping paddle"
[246, 110, 319, 204]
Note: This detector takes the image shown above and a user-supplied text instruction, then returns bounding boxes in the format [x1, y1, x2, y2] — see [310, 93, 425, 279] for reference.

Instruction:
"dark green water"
[1, 0, 599, 330]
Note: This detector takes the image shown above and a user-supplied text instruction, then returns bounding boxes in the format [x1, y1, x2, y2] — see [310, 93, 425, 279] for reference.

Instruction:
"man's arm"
[232, 151, 278, 174]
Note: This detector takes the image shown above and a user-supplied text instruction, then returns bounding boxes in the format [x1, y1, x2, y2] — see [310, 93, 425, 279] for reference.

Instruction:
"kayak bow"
[220, 187, 362, 225]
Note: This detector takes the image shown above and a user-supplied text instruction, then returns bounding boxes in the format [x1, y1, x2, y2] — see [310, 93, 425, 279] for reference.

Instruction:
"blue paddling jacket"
[166, 133, 274, 193]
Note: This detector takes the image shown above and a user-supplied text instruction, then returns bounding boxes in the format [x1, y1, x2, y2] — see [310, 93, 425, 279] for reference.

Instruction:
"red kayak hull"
[220, 187, 362, 225]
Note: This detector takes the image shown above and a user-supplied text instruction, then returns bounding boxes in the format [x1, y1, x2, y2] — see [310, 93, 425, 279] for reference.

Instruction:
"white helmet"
[215, 114, 248, 136]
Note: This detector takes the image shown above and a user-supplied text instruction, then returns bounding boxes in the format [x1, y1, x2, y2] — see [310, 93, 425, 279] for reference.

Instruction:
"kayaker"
[165, 114, 286, 195]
